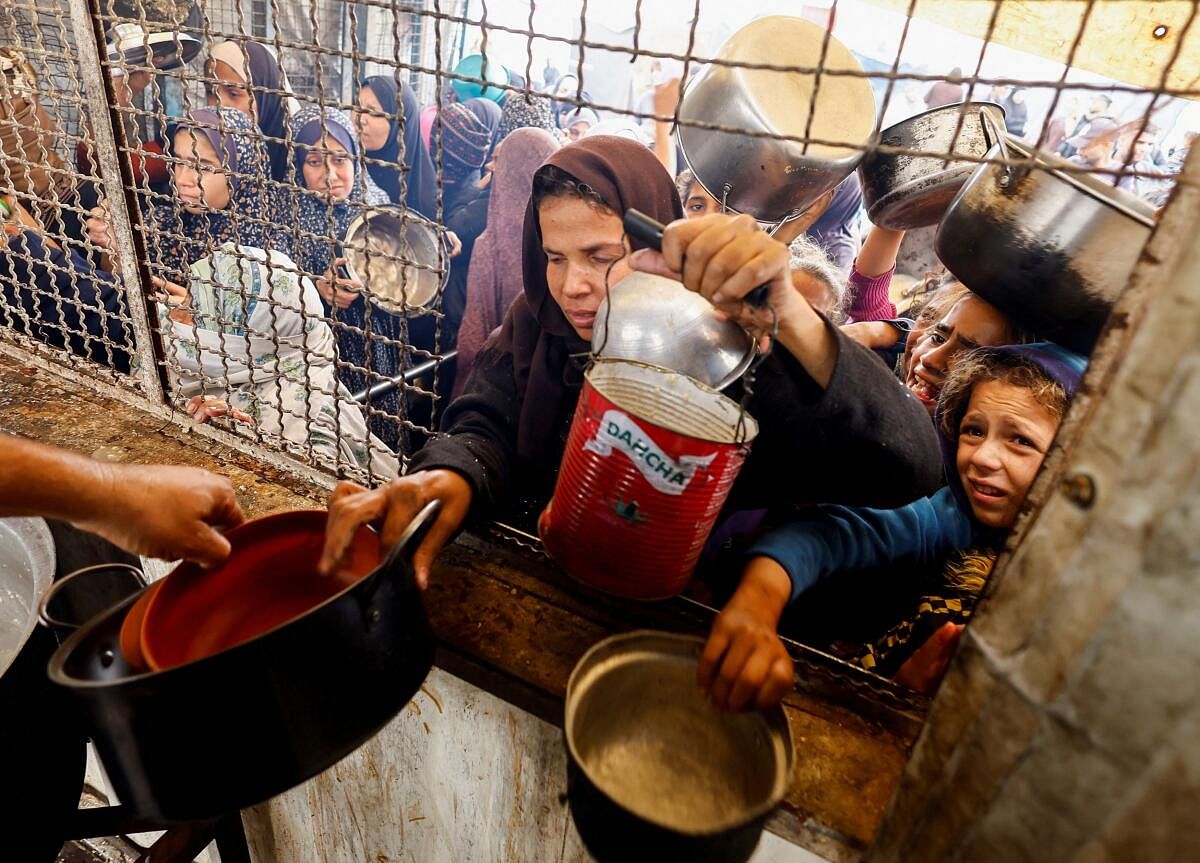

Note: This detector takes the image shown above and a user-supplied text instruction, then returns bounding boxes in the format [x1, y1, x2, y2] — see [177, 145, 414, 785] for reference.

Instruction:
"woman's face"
[540, 195, 632, 340]
[213, 59, 254, 117]
[355, 86, 391, 152]
[955, 380, 1058, 529]
[172, 130, 231, 214]
[302, 133, 354, 202]
[567, 120, 591, 142]
[906, 294, 1014, 416]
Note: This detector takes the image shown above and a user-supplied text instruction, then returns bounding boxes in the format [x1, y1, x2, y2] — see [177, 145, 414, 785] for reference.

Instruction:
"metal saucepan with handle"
[858, 101, 1007, 230]
[564, 631, 794, 863]
[935, 111, 1156, 353]
[43, 503, 440, 823]
[677, 16, 877, 227]
[337, 208, 448, 314]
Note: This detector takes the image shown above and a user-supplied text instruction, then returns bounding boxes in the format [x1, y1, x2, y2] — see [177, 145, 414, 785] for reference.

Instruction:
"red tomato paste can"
[538, 359, 758, 600]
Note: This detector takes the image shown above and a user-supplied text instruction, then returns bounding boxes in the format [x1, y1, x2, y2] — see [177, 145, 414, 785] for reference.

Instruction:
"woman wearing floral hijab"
[149, 106, 291, 281]
[288, 104, 406, 451]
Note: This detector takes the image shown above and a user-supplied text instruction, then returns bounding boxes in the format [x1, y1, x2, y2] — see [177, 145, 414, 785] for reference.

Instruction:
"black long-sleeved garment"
[410, 314, 943, 531]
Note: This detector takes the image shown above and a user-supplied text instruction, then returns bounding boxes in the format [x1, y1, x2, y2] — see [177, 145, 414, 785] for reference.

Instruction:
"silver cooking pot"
[858, 102, 1006, 230]
[677, 16, 876, 226]
[591, 272, 755, 391]
[935, 112, 1156, 353]
[337, 208, 447, 314]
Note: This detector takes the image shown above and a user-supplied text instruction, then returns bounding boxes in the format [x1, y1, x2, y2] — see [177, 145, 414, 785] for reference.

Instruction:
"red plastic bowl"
[140, 510, 382, 671]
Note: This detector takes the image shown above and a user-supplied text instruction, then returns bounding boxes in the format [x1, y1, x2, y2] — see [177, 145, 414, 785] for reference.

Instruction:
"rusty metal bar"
[65, 0, 167, 402]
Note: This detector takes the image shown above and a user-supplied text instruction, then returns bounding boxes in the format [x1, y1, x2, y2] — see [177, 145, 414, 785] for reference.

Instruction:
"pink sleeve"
[846, 263, 897, 323]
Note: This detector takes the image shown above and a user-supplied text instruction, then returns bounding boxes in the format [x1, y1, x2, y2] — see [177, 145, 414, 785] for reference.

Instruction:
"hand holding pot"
[699, 556, 794, 711]
[320, 469, 472, 588]
[316, 258, 363, 310]
[629, 213, 839, 388]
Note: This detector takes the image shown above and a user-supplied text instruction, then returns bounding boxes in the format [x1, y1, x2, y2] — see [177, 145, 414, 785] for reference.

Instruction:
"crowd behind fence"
[0, 0, 1193, 486]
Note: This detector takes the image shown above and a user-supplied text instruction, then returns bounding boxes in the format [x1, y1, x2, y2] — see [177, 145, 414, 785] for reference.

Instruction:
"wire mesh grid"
[0, 0, 1193, 485]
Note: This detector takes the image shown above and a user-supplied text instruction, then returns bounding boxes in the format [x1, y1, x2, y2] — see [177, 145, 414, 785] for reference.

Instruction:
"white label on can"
[583, 409, 717, 496]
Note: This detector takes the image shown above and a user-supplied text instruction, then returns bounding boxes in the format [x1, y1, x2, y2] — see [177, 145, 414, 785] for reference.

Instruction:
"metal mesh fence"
[0, 0, 1193, 485]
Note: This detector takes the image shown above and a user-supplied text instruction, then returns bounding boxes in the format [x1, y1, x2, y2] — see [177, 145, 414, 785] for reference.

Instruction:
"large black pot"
[564, 631, 794, 863]
[935, 114, 1157, 353]
[45, 503, 439, 823]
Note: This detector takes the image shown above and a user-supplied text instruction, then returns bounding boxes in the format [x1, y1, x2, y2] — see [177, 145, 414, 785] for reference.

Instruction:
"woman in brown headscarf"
[321, 135, 943, 712]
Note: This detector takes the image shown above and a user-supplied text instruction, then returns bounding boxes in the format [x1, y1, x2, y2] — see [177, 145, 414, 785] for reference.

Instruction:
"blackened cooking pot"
[564, 631, 794, 863]
[935, 112, 1156, 353]
[44, 502, 439, 823]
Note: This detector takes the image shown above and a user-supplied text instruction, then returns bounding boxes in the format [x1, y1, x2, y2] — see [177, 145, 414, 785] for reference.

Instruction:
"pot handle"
[979, 108, 1021, 189]
[37, 563, 146, 637]
[360, 499, 444, 601]
[387, 499, 443, 574]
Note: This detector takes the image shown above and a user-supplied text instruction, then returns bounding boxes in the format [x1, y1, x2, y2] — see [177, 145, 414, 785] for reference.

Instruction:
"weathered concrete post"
[868, 150, 1200, 861]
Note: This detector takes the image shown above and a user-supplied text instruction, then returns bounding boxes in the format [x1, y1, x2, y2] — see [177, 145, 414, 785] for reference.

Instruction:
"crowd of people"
[1, 23, 1141, 704]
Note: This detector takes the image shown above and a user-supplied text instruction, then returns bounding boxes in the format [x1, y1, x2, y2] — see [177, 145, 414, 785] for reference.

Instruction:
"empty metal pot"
[677, 16, 876, 225]
[339, 208, 447, 313]
[564, 631, 794, 863]
[935, 113, 1156, 353]
[591, 272, 755, 391]
[858, 102, 1006, 230]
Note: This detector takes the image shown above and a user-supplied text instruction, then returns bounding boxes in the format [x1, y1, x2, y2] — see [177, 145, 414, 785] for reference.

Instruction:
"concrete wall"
[867, 148, 1200, 860]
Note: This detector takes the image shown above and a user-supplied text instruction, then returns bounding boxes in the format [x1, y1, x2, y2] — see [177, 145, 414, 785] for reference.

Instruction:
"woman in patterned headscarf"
[162, 243, 399, 480]
[496, 89, 558, 144]
[149, 106, 291, 281]
[288, 104, 407, 452]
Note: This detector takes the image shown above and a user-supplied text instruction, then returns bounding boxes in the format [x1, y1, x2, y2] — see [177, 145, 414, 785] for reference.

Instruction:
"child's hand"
[698, 557, 795, 711]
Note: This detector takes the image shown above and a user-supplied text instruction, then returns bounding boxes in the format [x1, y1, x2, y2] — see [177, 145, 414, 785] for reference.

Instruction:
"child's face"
[302, 133, 354, 203]
[172, 130, 232, 214]
[955, 380, 1059, 529]
[906, 294, 1013, 417]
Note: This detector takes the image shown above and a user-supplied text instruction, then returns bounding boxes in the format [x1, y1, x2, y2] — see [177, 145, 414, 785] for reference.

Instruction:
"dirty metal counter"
[0, 353, 925, 862]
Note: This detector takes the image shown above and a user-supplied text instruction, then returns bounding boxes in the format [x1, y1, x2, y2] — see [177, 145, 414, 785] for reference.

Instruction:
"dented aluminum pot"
[858, 102, 1006, 230]
[564, 631, 794, 863]
[678, 16, 876, 225]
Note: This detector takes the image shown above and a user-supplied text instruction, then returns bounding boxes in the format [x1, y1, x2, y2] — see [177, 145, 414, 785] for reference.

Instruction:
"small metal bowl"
[592, 272, 755, 391]
[564, 631, 794, 863]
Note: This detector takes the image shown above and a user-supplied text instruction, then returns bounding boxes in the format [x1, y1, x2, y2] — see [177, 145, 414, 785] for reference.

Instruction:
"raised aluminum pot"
[858, 102, 1006, 230]
[564, 631, 794, 863]
[678, 16, 876, 225]
[936, 112, 1156, 353]
[338, 208, 447, 314]
[591, 272, 755, 391]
